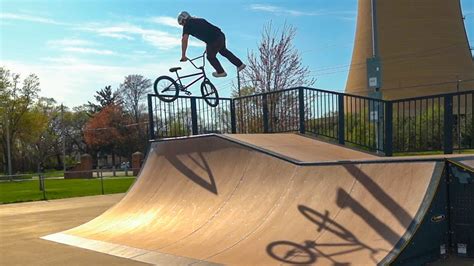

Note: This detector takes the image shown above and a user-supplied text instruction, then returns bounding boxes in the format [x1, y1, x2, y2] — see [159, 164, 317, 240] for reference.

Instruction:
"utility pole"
[61, 104, 66, 173]
[368, 0, 384, 154]
[5, 115, 12, 179]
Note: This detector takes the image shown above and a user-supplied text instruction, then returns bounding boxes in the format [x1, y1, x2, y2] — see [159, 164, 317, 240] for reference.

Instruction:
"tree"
[29, 97, 63, 170]
[84, 104, 125, 167]
[87, 85, 121, 114]
[63, 105, 90, 157]
[240, 22, 315, 93]
[118, 74, 151, 154]
[235, 22, 315, 132]
[119, 75, 151, 124]
[0, 67, 40, 174]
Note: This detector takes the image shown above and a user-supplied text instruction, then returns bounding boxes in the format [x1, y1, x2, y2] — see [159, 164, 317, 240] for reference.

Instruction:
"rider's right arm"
[181, 34, 189, 60]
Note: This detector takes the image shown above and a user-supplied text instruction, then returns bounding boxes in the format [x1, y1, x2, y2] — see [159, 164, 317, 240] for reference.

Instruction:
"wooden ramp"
[43, 134, 453, 265]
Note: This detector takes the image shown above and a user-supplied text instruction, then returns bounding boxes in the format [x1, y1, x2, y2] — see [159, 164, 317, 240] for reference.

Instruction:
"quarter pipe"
[43, 134, 473, 265]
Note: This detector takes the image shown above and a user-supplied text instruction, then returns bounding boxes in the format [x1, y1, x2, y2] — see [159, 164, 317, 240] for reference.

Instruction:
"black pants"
[206, 34, 243, 74]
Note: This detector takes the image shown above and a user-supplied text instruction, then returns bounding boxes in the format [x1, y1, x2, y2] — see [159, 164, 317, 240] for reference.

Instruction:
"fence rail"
[148, 88, 474, 156]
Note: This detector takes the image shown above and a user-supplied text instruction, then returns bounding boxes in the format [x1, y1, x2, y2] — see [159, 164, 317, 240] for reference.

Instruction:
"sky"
[1, 0, 473, 108]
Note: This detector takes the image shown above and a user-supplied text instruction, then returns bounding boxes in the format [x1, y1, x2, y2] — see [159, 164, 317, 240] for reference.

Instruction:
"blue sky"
[1, 0, 473, 107]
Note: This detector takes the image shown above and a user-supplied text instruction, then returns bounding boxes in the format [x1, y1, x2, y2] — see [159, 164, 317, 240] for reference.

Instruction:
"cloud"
[3, 58, 175, 107]
[0, 12, 67, 25]
[99, 32, 135, 40]
[149, 16, 180, 28]
[48, 38, 96, 47]
[77, 23, 204, 50]
[249, 4, 318, 16]
[249, 4, 356, 20]
[47, 38, 116, 56]
[63, 47, 115, 55]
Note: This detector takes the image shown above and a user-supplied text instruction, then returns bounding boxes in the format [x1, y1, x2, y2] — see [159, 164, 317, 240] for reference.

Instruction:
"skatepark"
[2, 0, 474, 265]
[1, 134, 473, 265]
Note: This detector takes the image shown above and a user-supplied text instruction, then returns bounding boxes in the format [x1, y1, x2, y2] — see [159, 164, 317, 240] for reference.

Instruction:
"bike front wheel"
[266, 241, 316, 264]
[154, 76, 179, 102]
[200, 80, 219, 107]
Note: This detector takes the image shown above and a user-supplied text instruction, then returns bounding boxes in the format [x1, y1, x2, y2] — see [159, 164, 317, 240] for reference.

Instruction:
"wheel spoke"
[154, 76, 179, 102]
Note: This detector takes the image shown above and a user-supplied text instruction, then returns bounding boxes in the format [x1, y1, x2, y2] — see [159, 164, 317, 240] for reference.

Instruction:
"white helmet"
[177, 11, 190, 25]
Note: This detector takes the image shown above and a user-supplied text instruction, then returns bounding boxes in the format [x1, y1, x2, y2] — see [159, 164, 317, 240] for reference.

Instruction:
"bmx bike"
[153, 52, 219, 107]
[266, 207, 382, 264]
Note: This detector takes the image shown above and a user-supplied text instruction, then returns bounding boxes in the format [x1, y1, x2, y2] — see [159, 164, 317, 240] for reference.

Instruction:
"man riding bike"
[177, 11, 246, 78]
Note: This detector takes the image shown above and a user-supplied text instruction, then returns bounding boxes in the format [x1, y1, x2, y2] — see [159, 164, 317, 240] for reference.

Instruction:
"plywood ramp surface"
[225, 133, 377, 162]
[44, 135, 441, 265]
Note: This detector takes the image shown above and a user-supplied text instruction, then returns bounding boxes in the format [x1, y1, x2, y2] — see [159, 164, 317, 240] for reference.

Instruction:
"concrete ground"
[0, 194, 147, 266]
[0, 194, 472, 265]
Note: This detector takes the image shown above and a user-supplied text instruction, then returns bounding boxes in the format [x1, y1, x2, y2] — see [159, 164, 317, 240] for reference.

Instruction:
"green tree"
[87, 85, 121, 114]
[0, 67, 40, 174]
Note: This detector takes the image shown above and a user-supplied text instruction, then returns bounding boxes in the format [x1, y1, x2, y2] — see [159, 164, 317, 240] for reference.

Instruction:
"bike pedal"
[184, 91, 192, 96]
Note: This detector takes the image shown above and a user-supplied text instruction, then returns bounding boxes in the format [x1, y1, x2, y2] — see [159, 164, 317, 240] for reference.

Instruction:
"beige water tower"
[345, 0, 474, 100]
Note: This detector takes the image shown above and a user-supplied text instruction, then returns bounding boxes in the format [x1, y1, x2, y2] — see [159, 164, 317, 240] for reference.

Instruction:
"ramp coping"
[152, 134, 474, 166]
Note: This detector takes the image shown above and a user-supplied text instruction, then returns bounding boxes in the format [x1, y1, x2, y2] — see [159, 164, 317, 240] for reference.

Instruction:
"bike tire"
[266, 241, 316, 264]
[200, 79, 219, 107]
[154, 75, 179, 102]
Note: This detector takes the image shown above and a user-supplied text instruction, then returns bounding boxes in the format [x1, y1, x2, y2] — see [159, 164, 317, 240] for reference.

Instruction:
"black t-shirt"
[182, 18, 222, 44]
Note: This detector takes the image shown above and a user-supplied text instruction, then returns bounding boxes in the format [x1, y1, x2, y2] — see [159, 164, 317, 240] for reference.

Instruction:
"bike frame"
[173, 52, 208, 91]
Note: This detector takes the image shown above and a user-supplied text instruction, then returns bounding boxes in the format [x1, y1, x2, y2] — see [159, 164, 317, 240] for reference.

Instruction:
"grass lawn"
[0, 177, 136, 204]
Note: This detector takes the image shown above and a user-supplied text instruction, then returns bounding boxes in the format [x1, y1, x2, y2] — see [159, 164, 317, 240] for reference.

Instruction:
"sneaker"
[237, 64, 246, 72]
[212, 71, 227, 78]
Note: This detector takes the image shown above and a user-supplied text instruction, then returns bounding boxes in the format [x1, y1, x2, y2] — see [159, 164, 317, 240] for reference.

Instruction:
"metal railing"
[391, 90, 473, 153]
[148, 88, 474, 156]
[147, 95, 234, 139]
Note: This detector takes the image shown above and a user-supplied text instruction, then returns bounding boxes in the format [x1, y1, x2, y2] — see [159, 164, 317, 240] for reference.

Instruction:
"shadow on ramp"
[165, 151, 218, 195]
[266, 205, 388, 265]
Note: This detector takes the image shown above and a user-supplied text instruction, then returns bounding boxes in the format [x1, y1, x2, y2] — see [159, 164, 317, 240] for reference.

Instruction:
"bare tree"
[236, 22, 315, 132]
[118, 75, 151, 153]
[119, 75, 151, 124]
[241, 22, 315, 93]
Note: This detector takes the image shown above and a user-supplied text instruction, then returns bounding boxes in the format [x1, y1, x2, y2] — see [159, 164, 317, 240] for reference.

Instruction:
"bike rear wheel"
[201, 79, 219, 107]
[154, 76, 179, 102]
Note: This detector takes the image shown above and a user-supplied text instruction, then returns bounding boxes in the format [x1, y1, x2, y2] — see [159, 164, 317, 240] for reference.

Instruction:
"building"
[345, 0, 474, 100]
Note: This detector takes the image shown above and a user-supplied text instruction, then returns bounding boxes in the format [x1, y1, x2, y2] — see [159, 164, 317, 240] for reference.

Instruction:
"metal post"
[370, 0, 378, 57]
[100, 171, 104, 195]
[298, 88, 306, 134]
[338, 93, 345, 144]
[190, 98, 199, 135]
[39, 174, 46, 200]
[384, 101, 393, 156]
[147, 94, 155, 139]
[444, 95, 453, 154]
[262, 94, 269, 133]
[237, 71, 241, 97]
[230, 99, 236, 133]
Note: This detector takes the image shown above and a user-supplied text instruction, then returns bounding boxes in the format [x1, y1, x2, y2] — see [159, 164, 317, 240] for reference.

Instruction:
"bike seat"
[169, 67, 182, 73]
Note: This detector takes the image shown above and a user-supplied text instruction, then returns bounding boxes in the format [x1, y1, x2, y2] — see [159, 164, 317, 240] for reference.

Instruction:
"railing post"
[384, 101, 393, 156]
[338, 93, 345, 145]
[190, 97, 199, 135]
[262, 94, 269, 133]
[444, 95, 453, 154]
[147, 94, 155, 140]
[298, 87, 306, 134]
[230, 99, 237, 134]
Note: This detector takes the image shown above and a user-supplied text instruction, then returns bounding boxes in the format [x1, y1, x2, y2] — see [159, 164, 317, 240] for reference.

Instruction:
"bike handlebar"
[187, 51, 206, 70]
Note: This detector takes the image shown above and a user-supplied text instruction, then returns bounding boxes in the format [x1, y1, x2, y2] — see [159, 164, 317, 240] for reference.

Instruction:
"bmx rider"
[177, 11, 246, 78]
